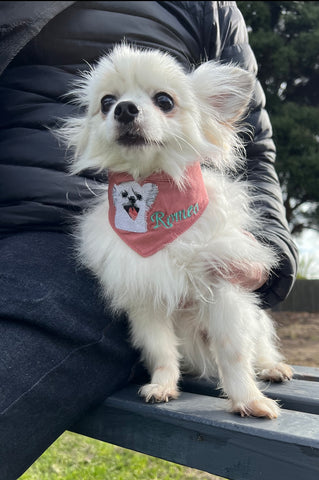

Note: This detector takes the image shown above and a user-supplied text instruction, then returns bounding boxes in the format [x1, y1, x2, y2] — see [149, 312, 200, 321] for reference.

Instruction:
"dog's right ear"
[112, 184, 122, 204]
[55, 114, 93, 175]
[54, 66, 105, 175]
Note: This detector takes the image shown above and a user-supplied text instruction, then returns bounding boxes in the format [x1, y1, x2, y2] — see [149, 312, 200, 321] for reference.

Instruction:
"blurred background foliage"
[237, 1, 319, 236]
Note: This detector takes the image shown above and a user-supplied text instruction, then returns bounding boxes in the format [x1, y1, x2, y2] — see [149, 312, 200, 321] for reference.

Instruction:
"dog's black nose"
[114, 101, 139, 124]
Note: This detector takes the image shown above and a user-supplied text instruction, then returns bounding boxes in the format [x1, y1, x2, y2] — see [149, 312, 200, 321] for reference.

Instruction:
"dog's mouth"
[117, 132, 148, 147]
[124, 204, 140, 220]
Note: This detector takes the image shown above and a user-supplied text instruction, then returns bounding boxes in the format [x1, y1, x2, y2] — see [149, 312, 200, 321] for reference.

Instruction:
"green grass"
[20, 432, 223, 480]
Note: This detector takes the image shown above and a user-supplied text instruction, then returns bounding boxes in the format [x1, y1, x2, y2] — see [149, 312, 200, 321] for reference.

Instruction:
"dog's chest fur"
[77, 168, 269, 314]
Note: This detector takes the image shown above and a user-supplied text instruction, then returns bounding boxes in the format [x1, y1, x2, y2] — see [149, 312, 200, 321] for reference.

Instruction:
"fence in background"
[273, 279, 319, 312]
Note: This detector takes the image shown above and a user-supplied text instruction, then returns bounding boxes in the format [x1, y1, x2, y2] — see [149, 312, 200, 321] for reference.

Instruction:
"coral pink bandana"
[108, 162, 209, 257]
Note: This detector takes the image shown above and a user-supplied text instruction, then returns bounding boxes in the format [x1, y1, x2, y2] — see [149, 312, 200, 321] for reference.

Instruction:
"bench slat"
[72, 384, 319, 480]
[180, 374, 319, 414]
[292, 365, 319, 382]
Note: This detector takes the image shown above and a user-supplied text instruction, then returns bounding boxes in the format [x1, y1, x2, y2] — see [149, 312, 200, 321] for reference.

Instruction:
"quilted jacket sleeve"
[206, 1, 298, 308]
[0, 1, 75, 75]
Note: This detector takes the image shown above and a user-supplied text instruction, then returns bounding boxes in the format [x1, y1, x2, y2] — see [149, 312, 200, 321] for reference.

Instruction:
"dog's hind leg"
[128, 307, 181, 403]
[255, 310, 293, 382]
[206, 284, 280, 418]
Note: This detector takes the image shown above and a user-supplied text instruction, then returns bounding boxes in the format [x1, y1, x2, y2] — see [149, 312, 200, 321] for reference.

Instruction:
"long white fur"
[58, 45, 292, 418]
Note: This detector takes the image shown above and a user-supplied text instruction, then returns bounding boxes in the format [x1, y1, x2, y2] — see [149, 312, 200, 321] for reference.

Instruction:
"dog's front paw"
[232, 396, 280, 419]
[258, 363, 293, 383]
[138, 383, 179, 403]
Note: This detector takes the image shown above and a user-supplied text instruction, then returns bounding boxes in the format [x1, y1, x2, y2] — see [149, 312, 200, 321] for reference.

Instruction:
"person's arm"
[206, 1, 298, 308]
[0, 1, 74, 76]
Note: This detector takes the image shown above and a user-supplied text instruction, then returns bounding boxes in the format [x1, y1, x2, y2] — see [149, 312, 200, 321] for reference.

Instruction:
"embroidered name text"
[150, 203, 200, 229]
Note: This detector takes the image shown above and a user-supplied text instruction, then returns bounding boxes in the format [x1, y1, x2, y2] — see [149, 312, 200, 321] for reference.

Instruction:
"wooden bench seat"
[71, 365, 319, 480]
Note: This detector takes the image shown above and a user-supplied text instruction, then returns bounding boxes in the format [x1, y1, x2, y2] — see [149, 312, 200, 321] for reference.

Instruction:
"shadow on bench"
[71, 365, 319, 480]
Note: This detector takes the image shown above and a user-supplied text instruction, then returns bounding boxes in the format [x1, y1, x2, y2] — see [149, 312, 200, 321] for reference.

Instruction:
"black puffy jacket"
[0, 1, 298, 307]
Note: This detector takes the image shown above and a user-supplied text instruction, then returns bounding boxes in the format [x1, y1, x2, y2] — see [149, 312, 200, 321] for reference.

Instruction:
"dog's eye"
[153, 92, 174, 113]
[136, 193, 142, 201]
[121, 191, 128, 198]
[101, 95, 117, 114]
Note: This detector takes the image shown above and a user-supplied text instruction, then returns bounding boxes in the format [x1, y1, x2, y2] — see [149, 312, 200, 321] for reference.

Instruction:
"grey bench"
[71, 365, 319, 480]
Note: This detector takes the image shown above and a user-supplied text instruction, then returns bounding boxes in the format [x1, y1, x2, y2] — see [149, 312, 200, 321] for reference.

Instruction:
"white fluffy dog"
[60, 44, 292, 418]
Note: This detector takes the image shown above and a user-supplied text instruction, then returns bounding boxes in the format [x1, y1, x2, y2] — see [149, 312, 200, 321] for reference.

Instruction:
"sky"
[293, 229, 319, 279]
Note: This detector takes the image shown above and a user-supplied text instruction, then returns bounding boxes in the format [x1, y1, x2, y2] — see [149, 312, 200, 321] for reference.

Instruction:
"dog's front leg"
[208, 285, 280, 419]
[128, 307, 180, 403]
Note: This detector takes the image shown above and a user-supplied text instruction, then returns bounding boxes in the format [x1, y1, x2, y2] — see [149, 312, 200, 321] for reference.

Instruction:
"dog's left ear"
[142, 183, 159, 207]
[191, 62, 255, 124]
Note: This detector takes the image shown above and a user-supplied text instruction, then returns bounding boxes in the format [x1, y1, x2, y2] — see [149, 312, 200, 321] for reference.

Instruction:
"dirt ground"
[270, 310, 319, 367]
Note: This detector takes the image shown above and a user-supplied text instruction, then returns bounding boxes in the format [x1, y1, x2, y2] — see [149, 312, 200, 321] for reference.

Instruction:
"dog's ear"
[191, 62, 255, 124]
[54, 66, 105, 175]
[112, 184, 121, 204]
[142, 183, 158, 207]
[56, 115, 93, 174]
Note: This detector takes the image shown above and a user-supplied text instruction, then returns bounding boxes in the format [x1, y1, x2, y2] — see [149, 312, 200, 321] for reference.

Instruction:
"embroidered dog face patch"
[112, 182, 158, 233]
[108, 162, 209, 257]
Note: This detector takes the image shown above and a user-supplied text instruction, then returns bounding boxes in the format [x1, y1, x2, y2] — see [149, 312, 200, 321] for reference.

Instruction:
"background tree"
[237, 1, 319, 235]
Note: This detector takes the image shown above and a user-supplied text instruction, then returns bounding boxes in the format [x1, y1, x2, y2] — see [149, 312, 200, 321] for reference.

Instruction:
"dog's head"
[60, 44, 254, 182]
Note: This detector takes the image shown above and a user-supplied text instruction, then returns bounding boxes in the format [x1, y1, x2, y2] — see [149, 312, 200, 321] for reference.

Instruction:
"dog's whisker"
[169, 134, 184, 153]
[170, 132, 204, 161]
